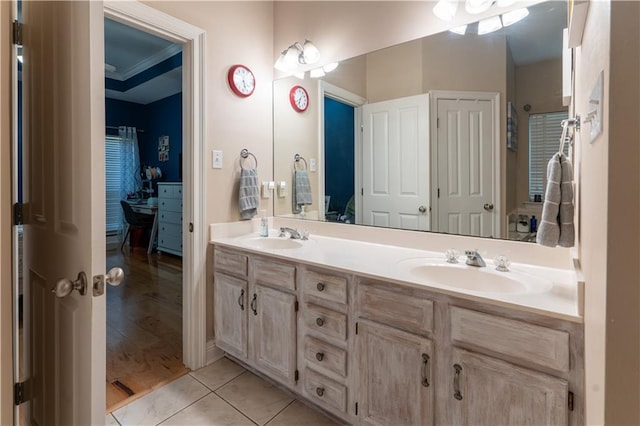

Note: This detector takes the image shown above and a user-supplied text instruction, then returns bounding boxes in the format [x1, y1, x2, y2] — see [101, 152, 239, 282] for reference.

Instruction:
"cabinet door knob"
[315, 352, 325, 362]
[316, 387, 324, 397]
[316, 282, 325, 291]
[315, 317, 325, 327]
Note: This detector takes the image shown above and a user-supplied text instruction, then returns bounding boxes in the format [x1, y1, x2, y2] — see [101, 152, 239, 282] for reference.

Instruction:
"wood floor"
[106, 247, 188, 413]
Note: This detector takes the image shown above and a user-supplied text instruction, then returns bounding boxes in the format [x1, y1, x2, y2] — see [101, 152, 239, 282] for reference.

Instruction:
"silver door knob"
[418, 205, 428, 214]
[483, 203, 494, 211]
[106, 267, 124, 286]
[51, 272, 87, 298]
[92, 267, 125, 296]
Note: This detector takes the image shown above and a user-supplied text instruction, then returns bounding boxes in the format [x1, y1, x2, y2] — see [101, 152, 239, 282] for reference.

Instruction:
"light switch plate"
[309, 158, 316, 172]
[588, 71, 603, 144]
[212, 150, 223, 169]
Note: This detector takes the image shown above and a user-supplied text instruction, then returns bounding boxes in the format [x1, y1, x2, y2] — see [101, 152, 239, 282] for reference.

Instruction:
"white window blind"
[528, 111, 569, 200]
[105, 136, 124, 234]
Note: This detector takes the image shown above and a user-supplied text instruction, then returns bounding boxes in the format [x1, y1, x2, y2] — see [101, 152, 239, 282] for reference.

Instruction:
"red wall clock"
[227, 64, 255, 97]
[289, 85, 309, 112]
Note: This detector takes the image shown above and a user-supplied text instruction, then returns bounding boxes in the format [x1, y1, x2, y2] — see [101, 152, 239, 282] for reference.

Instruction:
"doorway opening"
[104, 17, 187, 412]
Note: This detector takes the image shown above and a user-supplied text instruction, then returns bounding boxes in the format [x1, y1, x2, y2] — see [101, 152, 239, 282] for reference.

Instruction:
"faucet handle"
[464, 249, 476, 257]
[278, 227, 286, 237]
[445, 249, 459, 264]
[494, 255, 511, 272]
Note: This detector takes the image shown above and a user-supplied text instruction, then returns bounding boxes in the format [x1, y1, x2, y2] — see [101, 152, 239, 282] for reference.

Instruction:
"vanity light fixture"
[449, 24, 468, 35]
[501, 8, 530, 27]
[433, 0, 458, 21]
[465, 0, 494, 15]
[274, 39, 321, 72]
[477, 15, 503, 35]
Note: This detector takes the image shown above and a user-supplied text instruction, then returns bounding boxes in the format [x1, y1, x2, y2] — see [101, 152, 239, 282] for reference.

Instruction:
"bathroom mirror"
[273, 1, 568, 242]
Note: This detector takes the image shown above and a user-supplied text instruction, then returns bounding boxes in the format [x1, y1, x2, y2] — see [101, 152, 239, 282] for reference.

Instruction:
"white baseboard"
[206, 340, 224, 365]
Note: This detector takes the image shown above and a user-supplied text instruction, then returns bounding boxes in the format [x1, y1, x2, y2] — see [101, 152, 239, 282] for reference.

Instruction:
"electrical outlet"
[212, 150, 223, 169]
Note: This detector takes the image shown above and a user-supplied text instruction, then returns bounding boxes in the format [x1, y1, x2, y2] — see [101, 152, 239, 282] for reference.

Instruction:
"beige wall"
[574, 1, 640, 424]
[514, 58, 567, 208]
[0, 3, 13, 424]
[506, 45, 517, 214]
[143, 1, 274, 341]
[366, 38, 423, 103]
[604, 1, 640, 424]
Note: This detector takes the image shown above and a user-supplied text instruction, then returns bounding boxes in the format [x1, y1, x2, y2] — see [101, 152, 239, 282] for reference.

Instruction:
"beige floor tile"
[266, 400, 340, 426]
[216, 372, 293, 425]
[190, 357, 246, 391]
[159, 392, 254, 426]
[112, 374, 209, 426]
[106, 413, 120, 426]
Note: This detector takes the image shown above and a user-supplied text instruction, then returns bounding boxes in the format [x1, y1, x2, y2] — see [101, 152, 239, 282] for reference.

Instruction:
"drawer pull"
[315, 352, 325, 362]
[453, 364, 463, 400]
[316, 387, 325, 397]
[238, 289, 245, 311]
[421, 353, 430, 387]
[251, 293, 257, 316]
[316, 317, 325, 327]
[316, 282, 325, 291]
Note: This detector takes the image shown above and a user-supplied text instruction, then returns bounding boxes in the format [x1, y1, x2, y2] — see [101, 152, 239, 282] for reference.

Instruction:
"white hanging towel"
[238, 168, 259, 219]
[536, 153, 575, 247]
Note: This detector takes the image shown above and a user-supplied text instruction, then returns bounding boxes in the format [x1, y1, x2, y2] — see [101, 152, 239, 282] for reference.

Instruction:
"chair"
[120, 200, 155, 252]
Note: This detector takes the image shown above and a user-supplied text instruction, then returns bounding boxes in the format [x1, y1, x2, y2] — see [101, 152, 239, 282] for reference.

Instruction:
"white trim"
[429, 90, 501, 238]
[106, 43, 182, 81]
[316, 81, 366, 220]
[104, 1, 207, 370]
[206, 340, 225, 365]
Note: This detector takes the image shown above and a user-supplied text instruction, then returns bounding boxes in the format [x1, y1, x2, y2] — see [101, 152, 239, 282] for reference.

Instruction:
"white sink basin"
[399, 258, 552, 295]
[243, 237, 304, 250]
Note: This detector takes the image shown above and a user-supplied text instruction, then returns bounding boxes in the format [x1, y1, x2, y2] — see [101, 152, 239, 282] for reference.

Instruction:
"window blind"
[528, 111, 568, 200]
[105, 136, 124, 233]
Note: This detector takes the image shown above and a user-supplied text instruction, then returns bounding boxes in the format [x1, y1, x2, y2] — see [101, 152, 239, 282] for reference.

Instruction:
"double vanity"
[211, 220, 583, 425]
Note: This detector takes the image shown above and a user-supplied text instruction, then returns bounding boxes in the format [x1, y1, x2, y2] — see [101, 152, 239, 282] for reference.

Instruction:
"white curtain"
[118, 126, 142, 198]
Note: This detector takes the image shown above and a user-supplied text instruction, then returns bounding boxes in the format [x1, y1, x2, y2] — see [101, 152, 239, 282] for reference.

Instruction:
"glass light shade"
[310, 67, 325, 78]
[449, 25, 468, 35]
[465, 0, 493, 14]
[496, 0, 516, 7]
[274, 52, 288, 72]
[477, 15, 503, 35]
[293, 72, 306, 80]
[283, 45, 301, 69]
[501, 8, 529, 27]
[433, 0, 458, 21]
[323, 62, 339, 73]
[302, 40, 320, 64]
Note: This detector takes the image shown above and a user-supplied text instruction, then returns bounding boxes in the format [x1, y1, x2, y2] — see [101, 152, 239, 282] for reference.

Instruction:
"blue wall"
[324, 97, 355, 214]
[143, 93, 182, 182]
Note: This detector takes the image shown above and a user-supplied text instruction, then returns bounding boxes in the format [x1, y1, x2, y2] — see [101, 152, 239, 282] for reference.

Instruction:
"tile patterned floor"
[107, 357, 340, 426]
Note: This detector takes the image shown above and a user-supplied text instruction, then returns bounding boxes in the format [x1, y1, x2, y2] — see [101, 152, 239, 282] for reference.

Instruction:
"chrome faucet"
[465, 249, 486, 267]
[279, 227, 307, 240]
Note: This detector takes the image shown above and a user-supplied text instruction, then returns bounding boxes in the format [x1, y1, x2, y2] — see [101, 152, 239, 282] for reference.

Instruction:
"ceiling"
[104, 18, 182, 104]
[103, 1, 565, 104]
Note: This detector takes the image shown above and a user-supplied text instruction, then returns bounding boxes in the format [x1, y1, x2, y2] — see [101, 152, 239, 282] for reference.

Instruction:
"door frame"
[104, 1, 207, 369]
[316, 81, 366, 221]
[429, 90, 501, 238]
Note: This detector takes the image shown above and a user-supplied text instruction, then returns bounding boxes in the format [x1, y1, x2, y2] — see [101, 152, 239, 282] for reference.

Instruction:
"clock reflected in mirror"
[290, 85, 309, 112]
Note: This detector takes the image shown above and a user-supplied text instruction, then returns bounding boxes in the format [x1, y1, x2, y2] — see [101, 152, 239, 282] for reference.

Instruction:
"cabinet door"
[450, 348, 569, 426]
[356, 320, 434, 426]
[251, 284, 297, 386]
[214, 273, 248, 359]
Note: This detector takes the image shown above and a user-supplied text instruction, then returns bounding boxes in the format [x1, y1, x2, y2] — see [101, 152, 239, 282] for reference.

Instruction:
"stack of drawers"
[157, 182, 183, 256]
[300, 269, 350, 417]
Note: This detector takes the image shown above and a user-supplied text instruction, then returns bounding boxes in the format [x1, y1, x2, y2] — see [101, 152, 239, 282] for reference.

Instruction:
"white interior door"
[22, 1, 106, 423]
[435, 97, 494, 237]
[362, 94, 430, 230]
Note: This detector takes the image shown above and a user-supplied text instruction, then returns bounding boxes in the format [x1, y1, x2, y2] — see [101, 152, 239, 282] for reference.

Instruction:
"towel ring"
[240, 149, 258, 170]
[293, 153, 307, 171]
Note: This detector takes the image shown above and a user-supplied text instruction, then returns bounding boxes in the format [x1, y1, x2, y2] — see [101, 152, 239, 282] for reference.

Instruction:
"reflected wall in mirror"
[273, 1, 568, 242]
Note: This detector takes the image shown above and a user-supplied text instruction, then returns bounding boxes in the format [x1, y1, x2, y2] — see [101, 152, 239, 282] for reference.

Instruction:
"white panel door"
[435, 98, 494, 237]
[362, 94, 430, 230]
[22, 2, 106, 424]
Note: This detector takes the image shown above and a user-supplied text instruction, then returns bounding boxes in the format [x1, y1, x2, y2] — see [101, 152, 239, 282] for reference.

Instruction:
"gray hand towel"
[294, 170, 313, 206]
[239, 168, 259, 219]
[558, 154, 575, 247]
[536, 153, 562, 247]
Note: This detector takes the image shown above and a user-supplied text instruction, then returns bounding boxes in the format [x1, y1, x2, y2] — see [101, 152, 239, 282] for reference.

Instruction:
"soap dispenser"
[259, 209, 268, 237]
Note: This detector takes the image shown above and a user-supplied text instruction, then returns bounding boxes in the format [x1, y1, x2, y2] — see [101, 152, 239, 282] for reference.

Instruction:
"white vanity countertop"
[211, 231, 581, 323]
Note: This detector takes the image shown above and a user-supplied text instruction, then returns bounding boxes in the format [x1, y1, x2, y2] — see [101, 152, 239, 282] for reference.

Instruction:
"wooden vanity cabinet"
[213, 247, 298, 387]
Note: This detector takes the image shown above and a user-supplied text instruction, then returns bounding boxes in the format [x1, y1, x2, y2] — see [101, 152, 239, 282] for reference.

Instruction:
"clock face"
[228, 65, 255, 97]
[290, 85, 309, 112]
